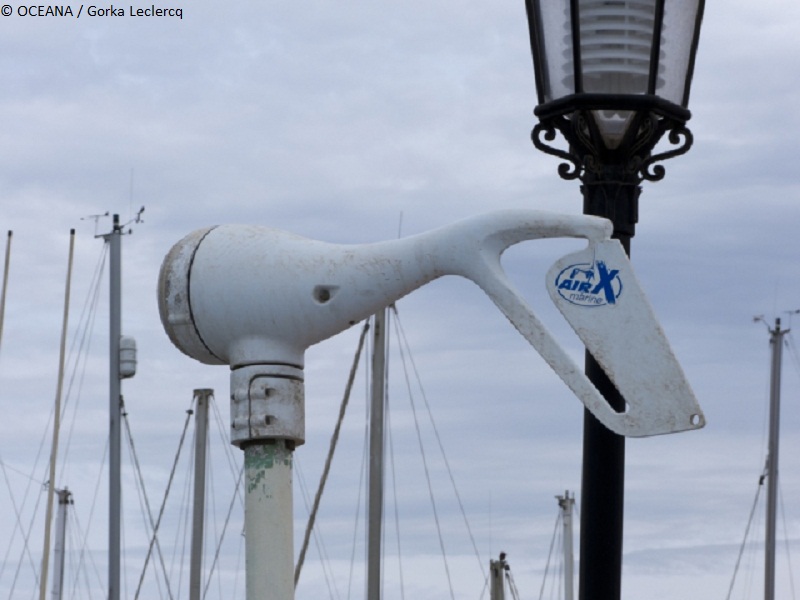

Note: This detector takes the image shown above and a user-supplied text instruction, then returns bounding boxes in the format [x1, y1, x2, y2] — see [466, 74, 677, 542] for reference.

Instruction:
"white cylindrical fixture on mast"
[119, 336, 137, 379]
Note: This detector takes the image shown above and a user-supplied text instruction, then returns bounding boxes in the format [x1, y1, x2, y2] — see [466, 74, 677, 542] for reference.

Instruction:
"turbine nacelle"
[158, 209, 704, 442]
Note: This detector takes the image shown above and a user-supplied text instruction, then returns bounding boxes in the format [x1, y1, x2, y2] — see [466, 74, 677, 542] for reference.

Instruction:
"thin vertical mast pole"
[40, 229, 75, 600]
[489, 554, 506, 600]
[108, 215, 122, 600]
[51, 488, 72, 600]
[0, 231, 12, 352]
[190, 389, 212, 600]
[765, 318, 785, 600]
[558, 491, 576, 600]
[367, 309, 387, 600]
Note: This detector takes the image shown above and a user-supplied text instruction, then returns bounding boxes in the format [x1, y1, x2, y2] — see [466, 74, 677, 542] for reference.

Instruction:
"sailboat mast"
[0, 231, 12, 351]
[558, 491, 576, 600]
[107, 215, 123, 600]
[40, 229, 75, 600]
[51, 488, 73, 600]
[190, 389, 212, 600]
[489, 554, 507, 600]
[764, 318, 786, 600]
[367, 309, 388, 600]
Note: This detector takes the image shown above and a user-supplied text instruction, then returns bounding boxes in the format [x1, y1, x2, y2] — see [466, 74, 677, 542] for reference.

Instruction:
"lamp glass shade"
[527, 0, 703, 145]
[577, 1, 658, 96]
[658, 0, 704, 107]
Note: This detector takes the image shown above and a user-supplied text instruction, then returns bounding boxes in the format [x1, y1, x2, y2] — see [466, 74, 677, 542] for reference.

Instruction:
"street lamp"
[526, 0, 704, 191]
[523, 1, 705, 599]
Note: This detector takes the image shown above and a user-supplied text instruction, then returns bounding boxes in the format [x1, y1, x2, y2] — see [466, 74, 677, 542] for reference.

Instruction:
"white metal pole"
[367, 309, 387, 600]
[489, 554, 506, 600]
[558, 491, 576, 600]
[108, 215, 123, 600]
[51, 488, 72, 600]
[244, 442, 295, 600]
[228, 364, 303, 600]
[765, 318, 786, 600]
[190, 389, 212, 600]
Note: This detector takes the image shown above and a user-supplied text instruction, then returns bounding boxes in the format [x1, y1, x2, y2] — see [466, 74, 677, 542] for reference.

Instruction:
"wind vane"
[157, 209, 704, 600]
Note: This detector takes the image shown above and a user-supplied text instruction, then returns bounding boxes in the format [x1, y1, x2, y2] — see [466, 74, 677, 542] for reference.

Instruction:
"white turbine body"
[158, 209, 704, 439]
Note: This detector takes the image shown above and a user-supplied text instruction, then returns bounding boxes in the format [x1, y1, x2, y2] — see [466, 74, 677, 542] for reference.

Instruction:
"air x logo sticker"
[553, 260, 623, 307]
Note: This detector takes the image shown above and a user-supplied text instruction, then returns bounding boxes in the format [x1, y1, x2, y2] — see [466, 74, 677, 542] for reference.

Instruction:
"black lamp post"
[523, 2, 704, 599]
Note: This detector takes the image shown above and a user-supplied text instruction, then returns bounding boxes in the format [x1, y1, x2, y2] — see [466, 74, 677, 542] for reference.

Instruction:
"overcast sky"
[1, 1, 800, 599]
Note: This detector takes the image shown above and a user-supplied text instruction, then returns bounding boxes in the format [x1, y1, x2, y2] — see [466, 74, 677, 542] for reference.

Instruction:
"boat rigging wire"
[206, 439, 221, 600]
[391, 305, 487, 578]
[2, 238, 108, 596]
[59, 243, 107, 477]
[4, 488, 44, 598]
[67, 506, 101, 600]
[202, 465, 244, 600]
[296, 460, 339, 600]
[0, 458, 41, 591]
[231, 529, 245, 600]
[0, 448, 47, 592]
[295, 319, 371, 586]
[0, 459, 45, 485]
[778, 483, 798, 600]
[199, 393, 245, 599]
[65, 439, 108, 599]
[505, 561, 522, 600]
[210, 394, 243, 496]
[785, 331, 800, 387]
[538, 510, 563, 600]
[66, 483, 106, 599]
[346, 369, 370, 600]
[170, 451, 193, 598]
[386, 400, 406, 600]
[209, 391, 248, 596]
[392, 308, 456, 600]
[726, 464, 767, 600]
[124, 406, 175, 599]
[133, 407, 193, 599]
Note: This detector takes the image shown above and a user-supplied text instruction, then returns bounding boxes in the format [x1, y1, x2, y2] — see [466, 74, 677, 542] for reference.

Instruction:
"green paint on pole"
[245, 444, 293, 493]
